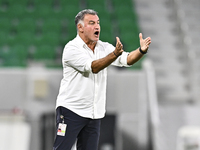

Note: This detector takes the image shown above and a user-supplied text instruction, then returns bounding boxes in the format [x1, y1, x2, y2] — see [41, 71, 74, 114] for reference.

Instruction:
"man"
[53, 9, 151, 150]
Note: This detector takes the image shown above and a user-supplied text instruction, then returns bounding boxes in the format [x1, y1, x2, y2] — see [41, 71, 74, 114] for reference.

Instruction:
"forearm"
[127, 48, 144, 65]
[91, 36, 125, 73]
[91, 52, 118, 73]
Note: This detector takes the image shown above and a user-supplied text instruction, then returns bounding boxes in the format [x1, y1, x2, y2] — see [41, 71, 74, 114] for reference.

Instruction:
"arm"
[91, 37, 123, 73]
[127, 33, 151, 65]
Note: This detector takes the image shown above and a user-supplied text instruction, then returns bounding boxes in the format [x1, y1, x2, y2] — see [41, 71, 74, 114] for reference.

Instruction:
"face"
[79, 14, 100, 43]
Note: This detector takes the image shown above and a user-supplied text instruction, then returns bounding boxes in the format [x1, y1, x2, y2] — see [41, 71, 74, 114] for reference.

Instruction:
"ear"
[77, 23, 84, 33]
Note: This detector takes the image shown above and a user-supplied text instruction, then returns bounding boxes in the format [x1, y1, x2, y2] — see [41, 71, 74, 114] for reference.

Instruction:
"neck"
[86, 41, 96, 52]
[79, 33, 97, 52]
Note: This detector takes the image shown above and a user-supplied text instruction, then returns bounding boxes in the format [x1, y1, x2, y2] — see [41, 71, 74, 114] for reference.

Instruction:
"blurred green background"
[0, 0, 143, 69]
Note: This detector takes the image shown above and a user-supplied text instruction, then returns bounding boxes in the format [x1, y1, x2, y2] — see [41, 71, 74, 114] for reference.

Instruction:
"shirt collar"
[75, 34, 100, 49]
[75, 34, 86, 47]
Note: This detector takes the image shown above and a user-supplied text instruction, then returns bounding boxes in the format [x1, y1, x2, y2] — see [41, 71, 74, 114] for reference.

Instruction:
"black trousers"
[53, 106, 101, 150]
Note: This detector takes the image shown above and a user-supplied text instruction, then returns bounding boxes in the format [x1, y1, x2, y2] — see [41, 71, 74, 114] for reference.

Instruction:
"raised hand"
[139, 33, 151, 53]
[114, 37, 124, 56]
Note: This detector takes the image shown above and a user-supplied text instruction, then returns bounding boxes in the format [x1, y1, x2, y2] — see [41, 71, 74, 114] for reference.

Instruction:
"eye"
[89, 21, 95, 25]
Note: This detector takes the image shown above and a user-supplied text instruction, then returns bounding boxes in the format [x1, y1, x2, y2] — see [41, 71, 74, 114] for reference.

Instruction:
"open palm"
[139, 33, 151, 52]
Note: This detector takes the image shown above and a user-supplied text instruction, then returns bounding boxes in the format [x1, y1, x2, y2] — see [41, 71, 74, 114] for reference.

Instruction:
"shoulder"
[64, 38, 80, 52]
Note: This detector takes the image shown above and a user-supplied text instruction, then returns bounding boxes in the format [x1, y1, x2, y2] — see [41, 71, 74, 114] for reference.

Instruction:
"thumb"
[116, 37, 120, 42]
[139, 33, 143, 40]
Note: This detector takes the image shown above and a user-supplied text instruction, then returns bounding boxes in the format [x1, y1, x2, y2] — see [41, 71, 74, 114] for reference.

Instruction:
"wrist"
[113, 51, 121, 57]
[139, 47, 147, 54]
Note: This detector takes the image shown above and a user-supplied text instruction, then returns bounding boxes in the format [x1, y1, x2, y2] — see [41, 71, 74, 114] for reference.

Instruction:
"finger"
[145, 38, 151, 45]
[116, 37, 120, 43]
[116, 37, 123, 48]
[145, 37, 151, 42]
[116, 37, 122, 46]
[139, 33, 143, 40]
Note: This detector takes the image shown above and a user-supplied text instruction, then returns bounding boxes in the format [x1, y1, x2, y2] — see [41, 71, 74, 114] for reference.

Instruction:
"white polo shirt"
[56, 35, 130, 119]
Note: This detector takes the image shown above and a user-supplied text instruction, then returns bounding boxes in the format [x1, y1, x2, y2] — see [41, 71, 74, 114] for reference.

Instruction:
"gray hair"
[75, 9, 98, 29]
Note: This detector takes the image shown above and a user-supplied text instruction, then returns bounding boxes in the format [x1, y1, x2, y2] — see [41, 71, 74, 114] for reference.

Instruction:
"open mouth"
[94, 31, 99, 36]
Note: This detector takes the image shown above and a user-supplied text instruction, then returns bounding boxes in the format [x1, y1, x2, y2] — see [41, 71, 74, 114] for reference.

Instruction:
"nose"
[95, 23, 100, 30]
